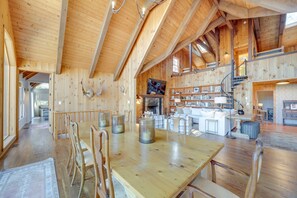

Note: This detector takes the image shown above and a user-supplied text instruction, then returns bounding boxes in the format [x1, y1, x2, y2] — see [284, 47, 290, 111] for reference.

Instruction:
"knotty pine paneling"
[53, 67, 119, 113]
[8, 0, 60, 64]
[138, 50, 297, 119]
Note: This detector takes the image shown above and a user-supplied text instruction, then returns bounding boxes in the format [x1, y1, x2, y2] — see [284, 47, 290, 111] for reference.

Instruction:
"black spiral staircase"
[220, 60, 248, 110]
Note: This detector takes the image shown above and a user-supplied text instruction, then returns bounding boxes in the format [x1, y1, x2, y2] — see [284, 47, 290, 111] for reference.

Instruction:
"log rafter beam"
[245, 0, 297, 13]
[172, 5, 218, 55]
[89, 1, 113, 78]
[133, 0, 177, 78]
[55, 0, 69, 74]
[140, 0, 203, 74]
[278, 14, 287, 47]
[253, 18, 261, 52]
[196, 39, 215, 57]
[213, 0, 234, 29]
[113, 3, 158, 81]
[204, 16, 226, 34]
[192, 44, 206, 64]
[218, 0, 282, 19]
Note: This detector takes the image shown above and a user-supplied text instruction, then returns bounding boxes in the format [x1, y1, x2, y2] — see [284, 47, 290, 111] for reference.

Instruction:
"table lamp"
[258, 103, 263, 109]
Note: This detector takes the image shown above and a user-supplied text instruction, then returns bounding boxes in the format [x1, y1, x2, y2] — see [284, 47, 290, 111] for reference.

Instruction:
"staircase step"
[234, 75, 248, 80]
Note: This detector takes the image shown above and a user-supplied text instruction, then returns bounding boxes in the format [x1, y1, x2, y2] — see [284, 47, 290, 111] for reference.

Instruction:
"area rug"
[0, 158, 59, 198]
[257, 132, 297, 152]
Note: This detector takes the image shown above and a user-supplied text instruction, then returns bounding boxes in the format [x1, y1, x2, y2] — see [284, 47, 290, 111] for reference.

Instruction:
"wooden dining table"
[78, 121, 224, 198]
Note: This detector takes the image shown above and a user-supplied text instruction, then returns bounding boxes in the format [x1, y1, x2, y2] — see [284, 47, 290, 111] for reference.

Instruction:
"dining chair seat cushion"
[180, 176, 239, 198]
[80, 140, 88, 151]
[76, 150, 94, 167]
[103, 176, 128, 198]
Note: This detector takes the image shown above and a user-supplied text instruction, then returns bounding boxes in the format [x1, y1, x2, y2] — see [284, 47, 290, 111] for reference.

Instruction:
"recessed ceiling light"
[276, 81, 290, 85]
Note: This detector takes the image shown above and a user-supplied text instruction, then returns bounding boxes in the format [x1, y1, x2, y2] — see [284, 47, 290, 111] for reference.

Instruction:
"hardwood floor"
[0, 121, 297, 198]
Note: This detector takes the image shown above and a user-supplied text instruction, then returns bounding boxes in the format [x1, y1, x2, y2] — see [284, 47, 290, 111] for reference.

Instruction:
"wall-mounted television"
[147, 78, 166, 95]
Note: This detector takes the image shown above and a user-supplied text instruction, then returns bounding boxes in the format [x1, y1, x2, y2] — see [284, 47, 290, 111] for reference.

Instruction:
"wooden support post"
[189, 44, 192, 72]
[215, 28, 219, 67]
[278, 14, 286, 47]
[248, 18, 253, 61]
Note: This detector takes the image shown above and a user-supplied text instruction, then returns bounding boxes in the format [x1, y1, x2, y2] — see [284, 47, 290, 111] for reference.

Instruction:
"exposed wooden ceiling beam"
[253, 18, 261, 50]
[172, 5, 218, 55]
[218, 0, 282, 19]
[246, 0, 297, 13]
[278, 14, 287, 47]
[193, 44, 206, 64]
[202, 35, 215, 56]
[55, 0, 69, 74]
[212, 0, 234, 29]
[133, 0, 177, 78]
[24, 72, 38, 80]
[140, 0, 203, 74]
[196, 39, 215, 57]
[113, 3, 158, 81]
[204, 16, 225, 34]
[89, 1, 113, 78]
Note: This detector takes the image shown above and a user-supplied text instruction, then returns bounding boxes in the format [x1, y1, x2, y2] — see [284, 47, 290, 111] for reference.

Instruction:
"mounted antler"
[81, 79, 94, 98]
[96, 80, 105, 96]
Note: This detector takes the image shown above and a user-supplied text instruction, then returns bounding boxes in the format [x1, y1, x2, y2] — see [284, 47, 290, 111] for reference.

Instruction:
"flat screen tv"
[147, 78, 166, 95]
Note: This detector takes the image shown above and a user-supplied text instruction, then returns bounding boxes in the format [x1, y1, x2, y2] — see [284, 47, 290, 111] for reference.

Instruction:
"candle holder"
[139, 117, 155, 144]
[112, 115, 125, 134]
[98, 112, 110, 127]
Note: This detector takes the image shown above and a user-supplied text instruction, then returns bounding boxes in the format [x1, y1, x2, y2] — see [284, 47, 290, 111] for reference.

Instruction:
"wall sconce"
[136, 95, 142, 104]
[224, 52, 229, 58]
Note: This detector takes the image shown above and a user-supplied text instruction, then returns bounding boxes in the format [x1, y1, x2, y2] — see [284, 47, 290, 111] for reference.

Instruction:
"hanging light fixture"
[111, 0, 165, 19]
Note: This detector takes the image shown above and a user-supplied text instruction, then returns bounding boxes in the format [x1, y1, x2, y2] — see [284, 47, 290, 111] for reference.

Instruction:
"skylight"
[286, 12, 297, 28]
[197, 44, 207, 53]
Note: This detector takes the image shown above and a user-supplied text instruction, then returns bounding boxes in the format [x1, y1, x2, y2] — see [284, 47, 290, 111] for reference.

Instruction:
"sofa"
[174, 107, 235, 136]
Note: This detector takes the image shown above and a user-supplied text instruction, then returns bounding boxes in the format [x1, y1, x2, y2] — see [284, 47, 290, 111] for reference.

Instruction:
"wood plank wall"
[54, 67, 119, 113]
[137, 50, 231, 118]
[137, 50, 297, 119]
[234, 52, 297, 115]
[0, 0, 18, 157]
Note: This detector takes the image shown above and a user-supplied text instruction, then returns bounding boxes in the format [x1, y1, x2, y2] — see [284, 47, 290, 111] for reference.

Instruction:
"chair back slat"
[65, 114, 70, 137]
[245, 143, 263, 198]
[90, 125, 114, 198]
[70, 122, 85, 167]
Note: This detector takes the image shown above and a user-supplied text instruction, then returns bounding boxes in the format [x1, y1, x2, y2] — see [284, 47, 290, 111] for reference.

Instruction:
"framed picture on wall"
[291, 104, 297, 110]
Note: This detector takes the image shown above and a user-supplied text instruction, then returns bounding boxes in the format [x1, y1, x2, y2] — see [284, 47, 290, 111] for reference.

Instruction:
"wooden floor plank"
[0, 121, 297, 197]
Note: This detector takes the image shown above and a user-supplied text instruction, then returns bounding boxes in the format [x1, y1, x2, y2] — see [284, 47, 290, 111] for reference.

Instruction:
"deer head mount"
[81, 79, 105, 99]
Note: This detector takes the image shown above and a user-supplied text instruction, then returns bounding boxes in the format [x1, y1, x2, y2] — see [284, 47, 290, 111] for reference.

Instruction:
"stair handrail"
[220, 60, 247, 109]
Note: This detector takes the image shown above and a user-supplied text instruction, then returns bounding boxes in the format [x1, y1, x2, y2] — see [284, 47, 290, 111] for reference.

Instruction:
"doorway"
[19, 72, 50, 130]
[257, 91, 274, 122]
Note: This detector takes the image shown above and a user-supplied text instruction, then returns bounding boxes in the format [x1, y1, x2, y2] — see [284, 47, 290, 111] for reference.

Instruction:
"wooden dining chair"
[90, 125, 127, 198]
[70, 121, 94, 198]
[181, 143, 263, 198]
[66, 115, 88, 176]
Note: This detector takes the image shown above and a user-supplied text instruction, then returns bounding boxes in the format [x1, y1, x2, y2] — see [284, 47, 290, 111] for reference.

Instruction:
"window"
[3, 46, 10, 139]
[172, 57, 179, 73]
[197, 44, 207, 53]
[286, 12, 297, 28]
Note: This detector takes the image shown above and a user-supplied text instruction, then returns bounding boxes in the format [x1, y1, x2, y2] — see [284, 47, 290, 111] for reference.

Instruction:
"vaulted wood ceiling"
[8, 0, 297, 79]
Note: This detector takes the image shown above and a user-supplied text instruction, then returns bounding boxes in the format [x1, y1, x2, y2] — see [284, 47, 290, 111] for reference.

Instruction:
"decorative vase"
[98, 112, 110, 127]
[139, 118, 155, 144]
[112, 115, 125, 134]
